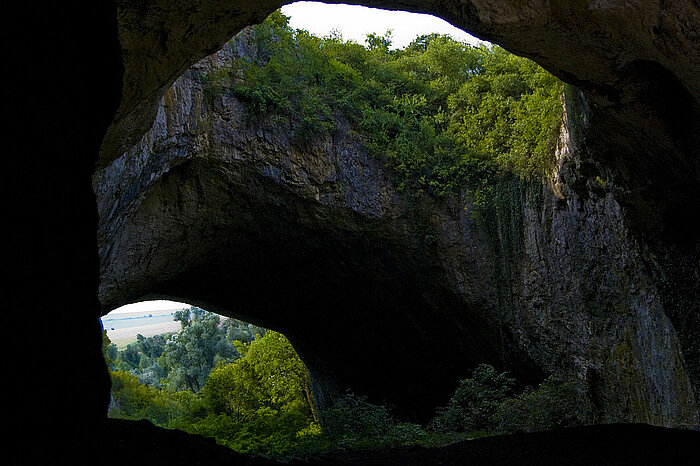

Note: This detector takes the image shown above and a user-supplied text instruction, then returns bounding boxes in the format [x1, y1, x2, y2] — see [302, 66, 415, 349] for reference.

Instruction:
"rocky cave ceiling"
[95, 0, 699, 423]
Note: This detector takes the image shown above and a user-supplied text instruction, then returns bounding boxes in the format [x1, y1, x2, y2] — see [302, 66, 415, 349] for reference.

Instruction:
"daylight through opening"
[101, 302, 320, 458]
[95, 4, 591, 460]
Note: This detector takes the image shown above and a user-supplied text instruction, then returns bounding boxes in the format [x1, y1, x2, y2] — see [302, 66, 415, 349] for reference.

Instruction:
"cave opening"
[100, 300, 323, 458]
[6, 0, 700, 463]
[280, 2, 484, 49]
[95, 1, 571, 434]
[91, 2, 700, 461]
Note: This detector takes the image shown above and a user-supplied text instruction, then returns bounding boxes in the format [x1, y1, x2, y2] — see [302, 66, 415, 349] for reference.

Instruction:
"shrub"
[431, 364, 516, 433]
[494, 376, 583, 433]
[313, 393, 436, 451]
[108, 370, 189, 426]
[320, 394, 394, 449]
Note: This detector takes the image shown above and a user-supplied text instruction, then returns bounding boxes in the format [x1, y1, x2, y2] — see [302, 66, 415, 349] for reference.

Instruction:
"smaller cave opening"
[100, 301, 320, 459]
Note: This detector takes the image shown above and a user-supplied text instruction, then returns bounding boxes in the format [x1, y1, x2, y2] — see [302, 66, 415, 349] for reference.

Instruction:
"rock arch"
[6, 0, 699, 462]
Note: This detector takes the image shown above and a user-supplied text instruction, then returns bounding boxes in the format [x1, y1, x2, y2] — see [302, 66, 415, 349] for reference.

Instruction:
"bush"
[108, 370, 189, 426]
[494, 376, 583, 433]
[313, 394, 435, 451]
[320, 394, 394, 449]
[173, 409, 315, 460]
[431, 364, 516, 433]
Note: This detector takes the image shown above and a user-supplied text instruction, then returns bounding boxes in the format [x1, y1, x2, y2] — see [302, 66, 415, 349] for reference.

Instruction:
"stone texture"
[95, 35, 698, 425]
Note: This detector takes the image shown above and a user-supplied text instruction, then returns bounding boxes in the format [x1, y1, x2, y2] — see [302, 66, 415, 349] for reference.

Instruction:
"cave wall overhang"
[95, 22, 699, 425]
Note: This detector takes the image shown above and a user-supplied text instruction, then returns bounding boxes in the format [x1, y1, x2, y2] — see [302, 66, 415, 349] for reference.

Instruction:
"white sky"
[281, 2, 483, 49]
[106, 300, 190, 315]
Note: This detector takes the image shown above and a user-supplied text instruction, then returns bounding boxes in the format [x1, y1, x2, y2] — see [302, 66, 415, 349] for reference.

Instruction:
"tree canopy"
[204, 11, 563, 202]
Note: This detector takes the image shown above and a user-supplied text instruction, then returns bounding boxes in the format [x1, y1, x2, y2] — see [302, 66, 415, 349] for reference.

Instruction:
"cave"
[6, 1, 700, 464]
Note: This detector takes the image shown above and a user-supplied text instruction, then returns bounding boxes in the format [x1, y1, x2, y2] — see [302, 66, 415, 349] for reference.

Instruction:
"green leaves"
[314, 394, 431, 451]
[181, 331, 321, 458]
[494, 376, 584, 433]
[160, 308, 237, 392]
[207, 11, 563, 204]
[105, 321, 582, 459]
[109, 369, 192, 425]
[431, 364, 516, 433]
[430, 365, 583, 437]
[106, 317, 319, 460]
[200, 331, 316, 420]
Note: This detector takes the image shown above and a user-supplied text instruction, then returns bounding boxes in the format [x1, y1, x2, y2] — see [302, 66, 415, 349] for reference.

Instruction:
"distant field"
[102, 308, 182, 347]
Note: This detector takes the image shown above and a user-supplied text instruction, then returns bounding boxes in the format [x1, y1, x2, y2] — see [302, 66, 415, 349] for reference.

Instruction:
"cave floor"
[98, 419, 699, 465]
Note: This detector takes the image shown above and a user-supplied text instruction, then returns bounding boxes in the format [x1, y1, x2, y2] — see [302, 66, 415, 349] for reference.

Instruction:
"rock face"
[95, 34, 698, 425]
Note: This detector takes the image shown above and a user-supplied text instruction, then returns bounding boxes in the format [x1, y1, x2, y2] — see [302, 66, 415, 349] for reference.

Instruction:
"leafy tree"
[110, 333, 172, 386]
[134, 333, 168, 359]
[201, 331, 317, 421]
[173, 308, 191, 328]
[109, 370, 188, 425]
[221, 317, 267, 343]
[164, 331, 321, 459]
[102, 330, 118, 369]
[161, 307, 237, 392]
[431, 364, 516, 433]
[365, 31, 393, 52]
[115, 342, 142, 371]
[494, 376, 583, 433]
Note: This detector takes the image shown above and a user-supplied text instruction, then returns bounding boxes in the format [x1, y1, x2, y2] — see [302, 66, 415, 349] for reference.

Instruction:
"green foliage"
[320, 394, 394, 449]
[365, 31, 393, 52]
[105, 317, 583, 459]
[430, 365, 583, 437]
[102, 330, 117, 367]
[431, 364, 516, 433]
[108, 333, 170, 387]
[221, 317, 268, 343]
[172, 410, 317, 459]
[200, 331, 317, 421]
[207, 12, 563, 201]
[472, 175, 527, 281]
[493, 376, 584, 433]
[160, 308, 239, 392]
[106, 322, 319, 460]
[109, 370, 191, 426]
[109, 307, 265, 393]
[317, 394, 430, 451]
